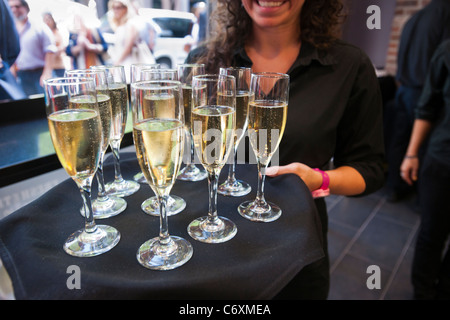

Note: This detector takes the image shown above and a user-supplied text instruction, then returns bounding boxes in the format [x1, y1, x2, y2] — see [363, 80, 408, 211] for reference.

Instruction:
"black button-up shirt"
[188, 39, 385, 196]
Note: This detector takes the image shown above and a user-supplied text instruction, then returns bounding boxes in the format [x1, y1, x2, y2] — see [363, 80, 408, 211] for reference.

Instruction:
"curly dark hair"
[196, 0, 346, 73]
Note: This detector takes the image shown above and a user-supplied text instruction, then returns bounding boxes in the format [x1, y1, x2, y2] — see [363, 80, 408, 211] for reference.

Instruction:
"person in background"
[386, 0, 450, 202]
[130, 0, 158, 54]
[161, 0, 184, 11]
[400, 39, 450, 300]
[0, 0, 25, 101]
[187, 0, 385, 299]
[8, 0, 56, 96]
[107, 0, 155, 82]
[188, 1, 206, 49]
[42, 12, 66, 77]
[197, 2, 207, 42]
[65, 13, 109, 70]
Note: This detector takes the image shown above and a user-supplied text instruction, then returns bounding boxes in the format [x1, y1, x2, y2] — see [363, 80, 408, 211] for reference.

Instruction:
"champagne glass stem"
[178, 130, 207, 182]
[96, 156, 107, 200]
[255, 161, 268, 207]
[158, 195, 171, 246]
[111, 140, 124, 183]
[207, 170, 220, 222]
[226, 147, 238, 184]
[218, 139, 251, 197]
[79, 185, 97, 233]
[189, 132, 195, 166]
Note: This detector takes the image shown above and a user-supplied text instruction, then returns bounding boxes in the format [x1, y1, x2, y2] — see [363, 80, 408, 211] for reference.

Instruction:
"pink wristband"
[311, 168, 330, 198]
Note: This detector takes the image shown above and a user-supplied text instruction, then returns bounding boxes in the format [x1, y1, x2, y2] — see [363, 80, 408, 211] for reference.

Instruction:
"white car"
[138, 8, 197, 68]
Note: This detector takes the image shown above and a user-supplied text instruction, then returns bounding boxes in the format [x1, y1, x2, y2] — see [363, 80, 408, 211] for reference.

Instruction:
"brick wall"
[385, 0, 431, 75]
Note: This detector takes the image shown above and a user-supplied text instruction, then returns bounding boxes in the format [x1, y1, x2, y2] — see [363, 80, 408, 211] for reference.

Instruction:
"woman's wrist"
[311, 168, 330, 198]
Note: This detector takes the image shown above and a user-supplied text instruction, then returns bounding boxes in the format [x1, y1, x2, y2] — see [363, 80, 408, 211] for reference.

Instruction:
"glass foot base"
[63, 225, 121, 257]
[81, 196, 127, 219]
[106, 179, 140, 197]
[187, 216, 237, 243]
[238, 200, 282, 222]
[177, 164, 207, 181]
[218, 179, 252, 197]
[141, 195, 186, 216]
[137, 236, 193, 270]
[133, 172, 147, 184]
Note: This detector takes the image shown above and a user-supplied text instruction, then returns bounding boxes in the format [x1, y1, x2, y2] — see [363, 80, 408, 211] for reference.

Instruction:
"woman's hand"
[400, 157, 419, 186]
[265, 162, 323, 191]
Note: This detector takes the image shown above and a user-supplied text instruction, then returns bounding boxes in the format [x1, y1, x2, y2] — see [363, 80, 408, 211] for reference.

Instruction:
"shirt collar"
[18, 19, 31, 35]
[295, 41, 337, 67]
[233, 41, 337, 72]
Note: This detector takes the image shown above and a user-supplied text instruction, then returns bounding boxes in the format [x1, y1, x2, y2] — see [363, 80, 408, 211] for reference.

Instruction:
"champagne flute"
[187, 74, 237, 243]
[176, 64, 208, 182]
[91, 65, 140, 197]
[238, 72, 289, 222]
[218, 67, 252, 197]
[138, 68, 187, 217]
[140, 68, 178, 81]
[44, 77, 120, 257]
[131, 63, 160, 84]
[65, 69, 127, 219]
[132, 80, 193, 270]
[131, 63, 161, 184]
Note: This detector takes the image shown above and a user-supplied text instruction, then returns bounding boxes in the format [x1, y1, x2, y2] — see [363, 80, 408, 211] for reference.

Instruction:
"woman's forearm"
[405, 119, 433, 157]
[327, 166, 366, 196]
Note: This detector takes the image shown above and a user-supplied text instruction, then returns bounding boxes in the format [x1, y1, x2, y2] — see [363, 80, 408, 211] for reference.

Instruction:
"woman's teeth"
[258, 1, 284, 7]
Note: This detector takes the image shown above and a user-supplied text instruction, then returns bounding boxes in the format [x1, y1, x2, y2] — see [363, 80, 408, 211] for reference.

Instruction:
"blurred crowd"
[0, 0, 206, 100]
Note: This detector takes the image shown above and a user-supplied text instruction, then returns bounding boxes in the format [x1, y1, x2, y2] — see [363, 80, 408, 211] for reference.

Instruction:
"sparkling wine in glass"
[187, 74, 237, 243]
[176, 64, 208, 182]
[218, 67, 252, 197]
[91, 65, 140, 197]
[238, 72, 289, 222]
[137, 68, 187, 217]
[44, 77, 120, 257]
[65, 69, 127, 219]
[132, 80, 193, 270]
[131, 63, 161, 184]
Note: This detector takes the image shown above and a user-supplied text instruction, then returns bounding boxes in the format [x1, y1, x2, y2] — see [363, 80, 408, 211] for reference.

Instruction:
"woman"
[66, 13, 109, 69]
[42, 12, 66, 77]
[188, 0, 385, 299]
[400, 39, 450, 300]
[107, 0, 155, 82]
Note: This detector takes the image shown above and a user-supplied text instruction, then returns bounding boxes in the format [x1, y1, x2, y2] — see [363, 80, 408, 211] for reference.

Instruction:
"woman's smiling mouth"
[257, 1, 286, 8]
